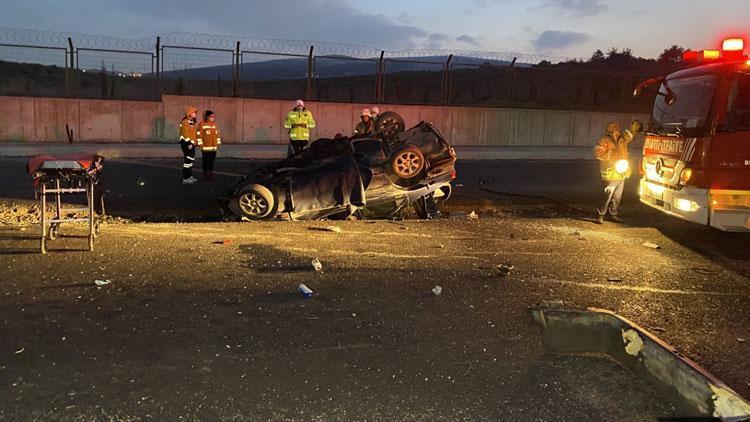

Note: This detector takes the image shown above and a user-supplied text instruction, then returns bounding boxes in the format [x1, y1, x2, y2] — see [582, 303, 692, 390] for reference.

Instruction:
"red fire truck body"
[639, 39, 750, 231]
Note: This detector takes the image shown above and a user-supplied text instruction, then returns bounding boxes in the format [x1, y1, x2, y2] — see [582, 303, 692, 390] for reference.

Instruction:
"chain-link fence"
[0, 27, 652, 112]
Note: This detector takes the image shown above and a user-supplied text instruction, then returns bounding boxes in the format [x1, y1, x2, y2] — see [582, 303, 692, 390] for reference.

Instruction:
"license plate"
[650, 190, 663, 201]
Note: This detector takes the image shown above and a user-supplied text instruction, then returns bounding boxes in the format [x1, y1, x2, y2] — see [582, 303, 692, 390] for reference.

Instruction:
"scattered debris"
[138, 181, 145, 187]
[455, 183, 464, 187]
[607, 277, 623, 283]
[642, 242, 661, 250]
[431, 286, 443, 296]
[213, 240, 233, 245]
[94, 279, 112, 287]
[569, 231, 581, 236]
[324, 226, 342, 233]
[738, 338, 746, 343]
[468, 211, 479, 220]
[298, 284, 314, 299]
[436, 244, 445, 249]
[648, 326, 668, 333]
[311, 258, 323, 272]
[14, 347, 25, 354]
[496, 264, 514, 277]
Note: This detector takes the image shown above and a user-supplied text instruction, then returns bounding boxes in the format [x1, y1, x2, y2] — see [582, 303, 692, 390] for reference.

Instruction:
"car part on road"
[531, 306, 750, 419]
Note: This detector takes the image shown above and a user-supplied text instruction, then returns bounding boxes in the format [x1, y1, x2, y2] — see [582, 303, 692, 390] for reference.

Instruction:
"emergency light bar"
[682, 37, 747, 64]
[722, 38, 744, 52]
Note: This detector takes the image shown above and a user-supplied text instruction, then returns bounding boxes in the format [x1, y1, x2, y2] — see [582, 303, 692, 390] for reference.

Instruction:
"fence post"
[234, 41, 240, 98]
[306, 45, 314, 100]
[376, 50, 385, 103]
[441, 54, 453, 105]
[155, 36, 161, 100]
[67, 37, 74, 97]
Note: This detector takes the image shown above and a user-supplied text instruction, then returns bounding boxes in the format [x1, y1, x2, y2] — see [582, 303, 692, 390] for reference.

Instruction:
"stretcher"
[27, 154, 104, 254]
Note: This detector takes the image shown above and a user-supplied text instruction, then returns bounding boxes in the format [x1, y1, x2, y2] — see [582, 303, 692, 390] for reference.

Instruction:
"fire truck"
[636, 38, 750, 232]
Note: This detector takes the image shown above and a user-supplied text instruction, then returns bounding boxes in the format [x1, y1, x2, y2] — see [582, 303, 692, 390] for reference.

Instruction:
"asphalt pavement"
[0, 157, 748, 420]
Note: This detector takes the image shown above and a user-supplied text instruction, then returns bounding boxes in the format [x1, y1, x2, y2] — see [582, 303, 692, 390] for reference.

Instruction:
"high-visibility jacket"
[284, 108, 316, 141]
[179, 106, 198, 144]
[594, 130, 634, 181]
[353, 119, 374, 136]
[197, 121, 221, 151]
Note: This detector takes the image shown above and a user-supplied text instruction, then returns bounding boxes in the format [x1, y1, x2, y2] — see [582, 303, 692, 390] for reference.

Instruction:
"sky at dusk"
[2, 0, 750, 59]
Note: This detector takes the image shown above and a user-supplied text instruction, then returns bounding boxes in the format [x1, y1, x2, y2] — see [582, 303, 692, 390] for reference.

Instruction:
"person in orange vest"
[197, 110, 221, 182]
[179, 105, 199, 184]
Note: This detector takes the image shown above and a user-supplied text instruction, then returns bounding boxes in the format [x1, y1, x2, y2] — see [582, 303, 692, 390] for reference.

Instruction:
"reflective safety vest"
[179, 117, 197, 144]
[594, 130, 634, 181]
[284, 109, 316, 141]
[197, 121, 221, 151]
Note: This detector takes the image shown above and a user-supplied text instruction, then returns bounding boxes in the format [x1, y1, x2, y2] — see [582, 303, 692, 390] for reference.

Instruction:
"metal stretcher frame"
[31, 158, 102, 254]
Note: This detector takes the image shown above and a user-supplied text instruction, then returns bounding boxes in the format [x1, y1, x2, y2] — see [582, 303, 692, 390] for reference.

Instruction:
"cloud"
[538, 0, 608, 16]
[532, 30, 591, 51]
[425, 33, 452, 49]
[0, 0, 433, 51]
[456, 34, 481, 47]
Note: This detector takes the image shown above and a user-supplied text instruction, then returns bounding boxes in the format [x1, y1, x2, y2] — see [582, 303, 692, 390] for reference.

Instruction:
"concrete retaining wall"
[0, 95, 649, 149]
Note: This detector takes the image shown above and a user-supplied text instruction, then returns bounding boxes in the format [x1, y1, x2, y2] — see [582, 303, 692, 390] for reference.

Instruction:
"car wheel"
[235, 184, 277, 220]
[375, 111, 405, 140]
[389, 145, 426, 186]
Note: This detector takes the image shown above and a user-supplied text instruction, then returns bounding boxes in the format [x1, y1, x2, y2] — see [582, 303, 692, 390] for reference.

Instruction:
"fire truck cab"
[638, 38, 750, 232]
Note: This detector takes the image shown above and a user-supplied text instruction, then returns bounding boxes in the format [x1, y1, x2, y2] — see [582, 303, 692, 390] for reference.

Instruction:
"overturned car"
[220, 112, 457, 221]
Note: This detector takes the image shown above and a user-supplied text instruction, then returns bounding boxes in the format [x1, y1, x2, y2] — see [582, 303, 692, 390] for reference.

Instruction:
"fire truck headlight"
[674, 198, 700, 212]
[679, 168, 693, 185]
[615, 160, 630, 174]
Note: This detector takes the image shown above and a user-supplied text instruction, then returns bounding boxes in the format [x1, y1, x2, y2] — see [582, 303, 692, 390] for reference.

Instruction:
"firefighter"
[197, 110, 221, 182]
[284, 99, 316, 156]
[179, 105, 199, 184]
[353, 108, 374, 137]
[593, 120, 642, 224]
[370, 106, 380, 122]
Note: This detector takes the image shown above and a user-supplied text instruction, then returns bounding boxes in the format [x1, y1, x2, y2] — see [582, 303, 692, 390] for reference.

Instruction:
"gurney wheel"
[40, 237, 47, 255]
[88, 234, 95, 252]
[48, 224, 58, 241]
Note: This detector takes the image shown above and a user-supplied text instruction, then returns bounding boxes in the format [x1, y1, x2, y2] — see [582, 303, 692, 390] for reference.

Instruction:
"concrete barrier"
[0, 95, 649, 150]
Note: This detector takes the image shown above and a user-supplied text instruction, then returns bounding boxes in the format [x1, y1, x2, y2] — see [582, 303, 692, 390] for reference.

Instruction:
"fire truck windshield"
[651, 75, 717, 136]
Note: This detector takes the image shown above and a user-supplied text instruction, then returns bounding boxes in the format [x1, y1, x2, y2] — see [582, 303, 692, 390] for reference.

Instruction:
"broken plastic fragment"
[298, 284, 314, 298]
[324, 226, 342, 233]
[642, 242, 661, 249]
[14, 347, 25, 354]
[468, 211, 479, 220]
[311, 259, 323, 272]
[432, 286, 443, 296]
[94, 279, 112, 287]
[496, 264, 514, 276]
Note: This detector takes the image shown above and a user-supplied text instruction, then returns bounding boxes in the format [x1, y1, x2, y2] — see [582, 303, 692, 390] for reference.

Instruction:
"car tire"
[388, 145, 426, 187]
[235, 184, 277, 221]
[374, 111, 405, 140]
